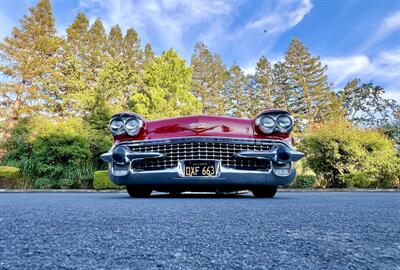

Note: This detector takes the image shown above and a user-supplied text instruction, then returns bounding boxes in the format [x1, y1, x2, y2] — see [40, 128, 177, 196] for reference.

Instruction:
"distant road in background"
[0, 192, 399, 269]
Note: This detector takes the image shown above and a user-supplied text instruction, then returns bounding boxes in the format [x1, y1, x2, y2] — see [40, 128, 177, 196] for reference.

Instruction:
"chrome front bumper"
[108, 165, 297, 186]
[101, 137, 304, 187]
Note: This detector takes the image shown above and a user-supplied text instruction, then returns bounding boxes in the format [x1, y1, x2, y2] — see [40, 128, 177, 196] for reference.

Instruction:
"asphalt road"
[0, 192, 399, 270]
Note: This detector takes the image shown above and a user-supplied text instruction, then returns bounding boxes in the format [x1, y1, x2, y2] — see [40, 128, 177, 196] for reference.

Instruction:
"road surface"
[0, 192, 399, 269]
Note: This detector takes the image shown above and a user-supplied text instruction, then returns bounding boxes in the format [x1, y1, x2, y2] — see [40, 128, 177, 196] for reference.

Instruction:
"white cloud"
[245, 0, 312, 33]
[77, 0, 312, 62]
[322, 48, 400, 101]
[323, 55, 373, 85]
[78, 0, 235, 56]
[361, 10, 400, 52]
[378, 10, 400, 36]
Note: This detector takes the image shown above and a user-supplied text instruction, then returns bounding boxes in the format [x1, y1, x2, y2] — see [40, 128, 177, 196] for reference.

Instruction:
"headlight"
[276, 115, 293, 132]
[124, 118, 143, 136]
[259, 116, 276, 134]
[109, 118, 125, 135]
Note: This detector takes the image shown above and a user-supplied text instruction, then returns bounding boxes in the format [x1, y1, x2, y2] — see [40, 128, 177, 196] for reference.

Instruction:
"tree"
[108, 25, 124, 59]
[122, 28, 144, 99]
[65, 12, 89, 59]
[143, 43, 155, 69]
[338, 78, 399, 128]
[190, 42, 228, 115]
[0, 0, 63, 125]
[284, 38, 338, 123]
[225, 63, 249, 117]
[271, 61, 293, 111]
[254, 55, 273, 109]
[85, 18, 108, 82]
[130, 49, 202, 119]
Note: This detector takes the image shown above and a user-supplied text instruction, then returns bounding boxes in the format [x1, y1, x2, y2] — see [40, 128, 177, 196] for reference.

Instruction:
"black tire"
[251, 185, 277, 198]
[126, 185, 152, 198]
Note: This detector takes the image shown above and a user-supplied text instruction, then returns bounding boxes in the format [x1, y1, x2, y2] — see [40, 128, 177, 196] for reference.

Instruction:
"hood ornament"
[186, 123, 219, 133]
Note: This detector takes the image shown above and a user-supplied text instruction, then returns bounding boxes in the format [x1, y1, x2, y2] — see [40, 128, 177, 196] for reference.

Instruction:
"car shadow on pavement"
[103, 192, 288, 199]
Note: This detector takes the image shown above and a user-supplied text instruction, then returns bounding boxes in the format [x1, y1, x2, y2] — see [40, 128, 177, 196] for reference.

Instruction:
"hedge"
[300, 121, 400, 188]
[2, 117, 111, 188]
[0, 166, 20, 188]
[292, 175, 316, 188]
[93, 170, 121, 190]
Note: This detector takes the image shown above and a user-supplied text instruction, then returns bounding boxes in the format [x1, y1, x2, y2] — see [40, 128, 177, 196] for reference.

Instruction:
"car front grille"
[127, 140, 274, 171]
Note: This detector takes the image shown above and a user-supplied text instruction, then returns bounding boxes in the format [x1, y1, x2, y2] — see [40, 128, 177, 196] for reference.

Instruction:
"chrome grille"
[128, 141, 273, 171]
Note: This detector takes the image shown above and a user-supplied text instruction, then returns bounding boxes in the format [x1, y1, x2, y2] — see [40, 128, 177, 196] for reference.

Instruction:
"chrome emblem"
[188, 123, 214, 129]
[185, 123, 219, 133]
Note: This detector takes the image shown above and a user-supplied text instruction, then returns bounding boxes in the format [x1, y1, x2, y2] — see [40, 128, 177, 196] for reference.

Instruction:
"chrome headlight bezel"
[256, 114, 293, 134]
[256, 115, 276, 134]
[108, 118, 125, 136]
[124, 117, 143, 136]
[108, 116, 144, 136]
[276, 115, 293, 132]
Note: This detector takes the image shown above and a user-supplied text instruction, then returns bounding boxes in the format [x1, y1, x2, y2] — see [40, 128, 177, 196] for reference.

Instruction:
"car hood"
[141, 115, 254, 140]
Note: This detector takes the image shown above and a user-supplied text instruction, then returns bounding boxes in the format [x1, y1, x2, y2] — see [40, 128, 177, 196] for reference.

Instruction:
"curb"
[0, 189, 398, 193]
[0, 189, 126, 193]
[280, 188, 400, 192]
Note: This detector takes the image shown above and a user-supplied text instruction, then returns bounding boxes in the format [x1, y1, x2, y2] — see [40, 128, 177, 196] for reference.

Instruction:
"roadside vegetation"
[0, 0, 399, 189]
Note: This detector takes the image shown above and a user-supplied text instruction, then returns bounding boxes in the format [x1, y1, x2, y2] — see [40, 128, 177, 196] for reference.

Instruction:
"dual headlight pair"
[109, 117, 143, 136]
[256, 114, 293, 134]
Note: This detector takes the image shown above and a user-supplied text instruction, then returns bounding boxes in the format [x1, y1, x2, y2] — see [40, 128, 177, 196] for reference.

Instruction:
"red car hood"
[114, 114, 290, 142]
[142, 115, 254, 140]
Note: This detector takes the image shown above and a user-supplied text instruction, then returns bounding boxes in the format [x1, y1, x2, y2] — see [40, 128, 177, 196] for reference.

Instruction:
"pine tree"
[86, 18, 108, 80]
[243, 74, 260, 117]
[143, 43, 155, 69]
[108, 25, 123, 59]
[63, 13, 92, 116]
[271, 61, 293, 112]
[225, 63, 249, 118]
[65, 12, 89, 59]
[123, 28, 143, 69]
[122, 28, 144, 98]
[190, 42, 228, 115]
[130, 49, 202, 119]
[284, 38, 337, 123]
[254, 55, 272, 109]
[0, 0, 62, 124]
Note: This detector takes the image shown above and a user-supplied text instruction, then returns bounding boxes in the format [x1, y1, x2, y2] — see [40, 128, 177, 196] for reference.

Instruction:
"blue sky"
[1, 0, 400, 100]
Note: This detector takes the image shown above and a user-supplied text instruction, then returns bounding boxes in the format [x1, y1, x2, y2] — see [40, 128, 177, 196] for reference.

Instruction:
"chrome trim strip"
[113, 136, 292, 149]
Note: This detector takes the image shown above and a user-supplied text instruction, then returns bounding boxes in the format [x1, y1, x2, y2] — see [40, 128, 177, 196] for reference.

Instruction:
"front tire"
[251, 185, 277, 198]
[126, 185, 152, 198]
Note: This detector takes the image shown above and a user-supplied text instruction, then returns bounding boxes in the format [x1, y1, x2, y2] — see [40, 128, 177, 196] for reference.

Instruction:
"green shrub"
[93, 170, 121, 190]
[0, 166, 20, 188]
[300, 121, 400, 188]
[1, 117, 111, 188]
[339, 170, 380, 188]
[34, 178, 56, 189]
[292, 174, 316, 188]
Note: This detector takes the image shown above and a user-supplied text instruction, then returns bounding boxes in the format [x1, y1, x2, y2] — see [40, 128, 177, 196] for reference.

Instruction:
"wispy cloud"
[245, 0, 312, 33]
[78, 0, 236, 57]
[360, 10, 400, 52]
[322, 48, 400, 101]
[78, 0, 312, 63]
[377, 10, 400, 36]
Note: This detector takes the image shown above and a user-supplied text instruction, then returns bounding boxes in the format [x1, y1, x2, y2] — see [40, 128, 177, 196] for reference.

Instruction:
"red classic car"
[101, 109, 304, 198]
